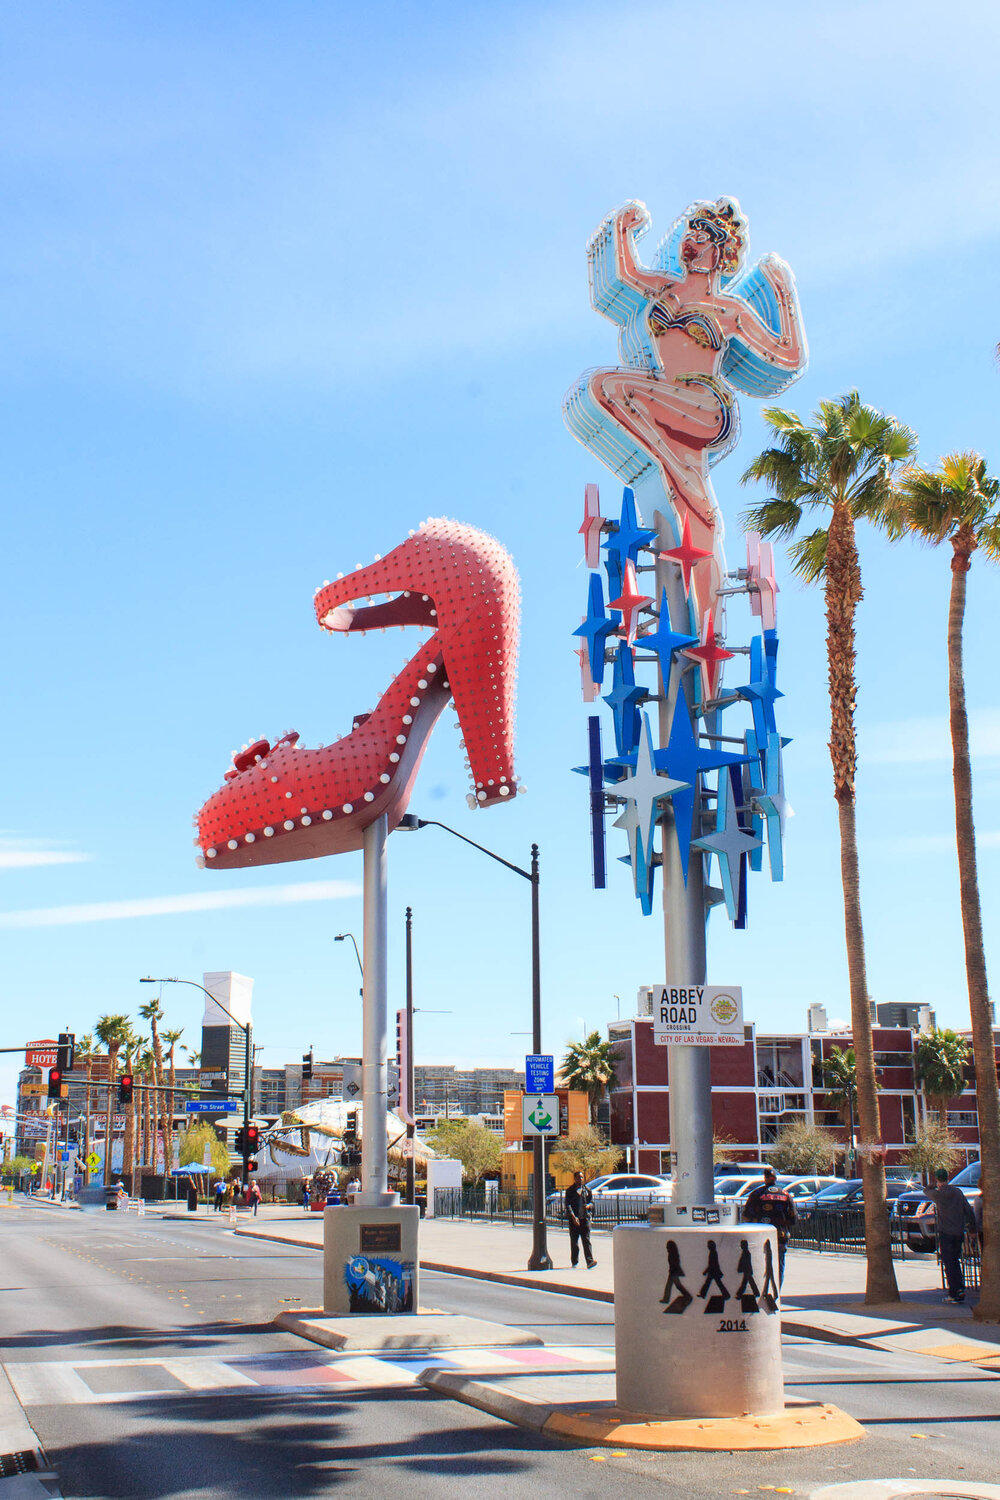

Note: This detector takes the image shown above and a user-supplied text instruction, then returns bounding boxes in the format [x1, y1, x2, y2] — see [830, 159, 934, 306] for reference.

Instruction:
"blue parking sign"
[525, 1054, 554, 1093]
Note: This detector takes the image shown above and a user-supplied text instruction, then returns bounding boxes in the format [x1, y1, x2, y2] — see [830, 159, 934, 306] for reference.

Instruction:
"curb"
[420, 1261, 615, 1304]
[420, 1372, 864, 1451]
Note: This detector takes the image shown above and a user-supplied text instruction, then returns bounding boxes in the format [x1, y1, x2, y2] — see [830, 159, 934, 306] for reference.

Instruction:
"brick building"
[608, 1007, 999, 1173]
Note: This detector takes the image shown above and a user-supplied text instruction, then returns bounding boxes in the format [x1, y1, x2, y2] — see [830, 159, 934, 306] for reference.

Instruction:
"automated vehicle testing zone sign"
[651, 985, 743, 1046]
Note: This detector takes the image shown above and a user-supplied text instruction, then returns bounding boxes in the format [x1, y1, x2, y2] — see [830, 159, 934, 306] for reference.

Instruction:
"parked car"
[891, 1161, 982, 1252]
[779, 1175, 841, 1201]
[795, 1177, 918, 1224]
[714, 1161, 769, 1177]
[546, 1173, 671, 1223]
[721, 1174, 840, 1215]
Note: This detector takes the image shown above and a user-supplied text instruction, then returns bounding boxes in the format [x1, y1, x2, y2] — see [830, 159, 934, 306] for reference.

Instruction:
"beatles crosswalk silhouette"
[660, 1237, 778, 1315]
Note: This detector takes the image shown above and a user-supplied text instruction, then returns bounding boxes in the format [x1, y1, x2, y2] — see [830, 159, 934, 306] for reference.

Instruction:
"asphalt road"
[2, 1200, 999, 1499]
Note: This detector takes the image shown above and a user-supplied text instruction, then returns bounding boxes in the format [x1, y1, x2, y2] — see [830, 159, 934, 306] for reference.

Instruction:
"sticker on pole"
[521, 1093, 559, 1137]
[650, 985, 744, 1046]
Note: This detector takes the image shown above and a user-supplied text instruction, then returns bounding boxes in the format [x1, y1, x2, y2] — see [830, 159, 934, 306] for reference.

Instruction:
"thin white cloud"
[867, 830, 1000, 856]
[0, 850, 92, 870]
[0, 880, 359, 930]
[864, 710, 1000, 767]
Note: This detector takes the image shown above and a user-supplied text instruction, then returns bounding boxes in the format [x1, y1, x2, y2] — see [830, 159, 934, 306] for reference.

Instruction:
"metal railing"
[432, 1186, 658, 1226]
[786, 1207, 910, 1258]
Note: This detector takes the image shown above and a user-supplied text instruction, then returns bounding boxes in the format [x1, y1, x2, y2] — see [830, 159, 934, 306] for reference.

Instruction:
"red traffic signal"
[246, 1159, 258, 1172]
[47, 1068, 63, 1099]
[117, 1073, 134, 1104]
[245, 1125, 260, 1153]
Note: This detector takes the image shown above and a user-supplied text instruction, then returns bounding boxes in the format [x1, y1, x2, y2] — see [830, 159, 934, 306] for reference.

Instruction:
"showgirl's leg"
[591, 371, 724, 619]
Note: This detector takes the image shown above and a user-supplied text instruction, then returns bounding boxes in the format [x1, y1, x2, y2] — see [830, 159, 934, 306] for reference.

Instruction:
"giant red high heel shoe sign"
[196, 517, 520, 868]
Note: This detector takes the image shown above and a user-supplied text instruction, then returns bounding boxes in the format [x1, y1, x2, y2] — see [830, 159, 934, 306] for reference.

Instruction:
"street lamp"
[335, 933, 364, 997]
[402, 905, 451, 1207]
[140, 977, 253, 1188]
[397, 815, 552, 1271]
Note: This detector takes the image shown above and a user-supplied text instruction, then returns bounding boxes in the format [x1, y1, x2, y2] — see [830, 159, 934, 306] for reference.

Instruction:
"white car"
[716, 1174, 841, 1209]
[547, 1173, 671, 1222]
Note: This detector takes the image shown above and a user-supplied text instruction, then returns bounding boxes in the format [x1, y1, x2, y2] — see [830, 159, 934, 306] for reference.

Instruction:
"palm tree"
[821, 1047, 862, 1172]
[893, 451, 1000, 1322]
[742, 391, 917, 1305]
[162, 1028, 184, 1174]
[94, 1014, 131, 1185]
[136, 1043, 155, 1168]
[139, 999, 165, 1172]
[560, 1032, 618, 1127]
[75, 1033, 97, 1183]
[915, 1028, 971, 1127]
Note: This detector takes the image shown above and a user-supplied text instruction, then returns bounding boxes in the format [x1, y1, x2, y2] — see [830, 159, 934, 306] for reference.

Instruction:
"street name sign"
[650, 985, 744, 1046]
[185, 1100, 239, 1113]
[525, 1054, 554, 1093]
[521, 1093, 559, 1137]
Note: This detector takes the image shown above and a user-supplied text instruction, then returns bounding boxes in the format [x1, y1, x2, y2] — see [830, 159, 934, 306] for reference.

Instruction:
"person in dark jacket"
[928, 1167, 977, 1304]
[741, 1167, 796, 1286]
[565, 1172, 596, 1269]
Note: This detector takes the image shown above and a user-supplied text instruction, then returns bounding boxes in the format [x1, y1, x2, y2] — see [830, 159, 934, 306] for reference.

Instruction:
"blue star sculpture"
[603, 486, 657, 577]
[736, 632, 783, 744]
[636, 589, 698, 683]
[658, 697, 751, 881]
[603, 643, 647, 757]
[615, 710, 688, 900]
[573, 573, 618, 687]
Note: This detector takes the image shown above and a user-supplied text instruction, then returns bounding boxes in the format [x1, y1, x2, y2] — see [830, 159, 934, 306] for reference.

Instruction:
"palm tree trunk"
[948, 540, 1000, 1322]
[103, 1047, 118, 1185]
[826, 497, 899, 1303]
[83, 1061, 92, 1185]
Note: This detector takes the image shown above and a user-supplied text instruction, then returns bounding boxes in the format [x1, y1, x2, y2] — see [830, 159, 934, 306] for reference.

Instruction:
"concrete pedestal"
[614, 1224, 783, 1419]
[323, 1204, 419, 1316]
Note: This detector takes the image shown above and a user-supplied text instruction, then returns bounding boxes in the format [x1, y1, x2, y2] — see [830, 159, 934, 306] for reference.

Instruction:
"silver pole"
[655, 509, 714, 1207]
[359, 814, 393, 1206]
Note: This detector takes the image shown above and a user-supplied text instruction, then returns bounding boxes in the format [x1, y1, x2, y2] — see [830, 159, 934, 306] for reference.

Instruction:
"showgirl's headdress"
[686, 198, 747, 276]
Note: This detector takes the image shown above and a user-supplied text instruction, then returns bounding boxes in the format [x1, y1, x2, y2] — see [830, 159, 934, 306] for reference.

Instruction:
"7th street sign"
[521, 1093, 559, 1137]
[650, 985, 744, 1046]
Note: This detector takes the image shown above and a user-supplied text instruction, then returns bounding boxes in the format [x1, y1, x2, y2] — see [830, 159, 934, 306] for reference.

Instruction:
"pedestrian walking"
[741, 1167, 796, 1286]
[927, 1166, 977, 1304]
[302, 1183, 311, 1211]
[214, 1180, 225, 1212]
[565, 1171, 596, 1269]
[249, 1181, 262, 1216]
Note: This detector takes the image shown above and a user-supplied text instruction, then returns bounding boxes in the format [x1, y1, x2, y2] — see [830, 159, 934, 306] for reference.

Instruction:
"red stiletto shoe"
[196, 518, 520, 869]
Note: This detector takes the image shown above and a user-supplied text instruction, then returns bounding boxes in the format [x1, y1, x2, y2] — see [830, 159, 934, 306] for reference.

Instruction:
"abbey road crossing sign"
[521, 1093, 559, 1137]
[650, 985, 744, 1046]
[525, 1054, 554, 1093]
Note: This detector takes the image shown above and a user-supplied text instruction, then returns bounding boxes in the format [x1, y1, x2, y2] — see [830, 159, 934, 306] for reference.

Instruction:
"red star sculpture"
[579, 482, 605, 569]
[681, 609, 734, 701]
[609, 559, 653, 646]
[659, 514, 714, 599]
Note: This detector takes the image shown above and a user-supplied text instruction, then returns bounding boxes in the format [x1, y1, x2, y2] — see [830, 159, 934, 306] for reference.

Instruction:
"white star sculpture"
[615, 710, 689, 876]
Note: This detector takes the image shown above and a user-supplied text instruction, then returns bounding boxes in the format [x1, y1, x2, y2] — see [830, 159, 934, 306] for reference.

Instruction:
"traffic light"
[117, 1073, 133, 1105]
[245, 1125, 260, 1154]
[234, 1126, 246, 1155]
[47, 1068, 63, 1099]
[246, 1158, 258, 1172]
[57, 1033, 75, 1072]
[302, 1050, 313, 1081]
[344, 1109, 358, 1143]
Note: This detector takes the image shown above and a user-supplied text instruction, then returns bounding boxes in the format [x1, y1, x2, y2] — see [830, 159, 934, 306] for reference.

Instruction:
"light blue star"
[692, 760, 762, 922]
[613, 797, 655, 915]
[616, 709, 689, 880]
[755, 730, 790, 881]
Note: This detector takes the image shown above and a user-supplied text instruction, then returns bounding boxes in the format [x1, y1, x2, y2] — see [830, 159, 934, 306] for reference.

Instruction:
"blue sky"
[3, 1, 1000, 1108]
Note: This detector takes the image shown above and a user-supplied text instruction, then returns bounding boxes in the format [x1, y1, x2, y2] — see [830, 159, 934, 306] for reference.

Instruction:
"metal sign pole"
[656, 510, 714, 1207]
[359, 814, 392, 1206]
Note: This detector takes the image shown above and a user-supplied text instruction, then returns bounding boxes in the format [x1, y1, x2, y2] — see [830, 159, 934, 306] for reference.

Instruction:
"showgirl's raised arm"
[728, 253, 807, 376]
[611, 201, 670, 299]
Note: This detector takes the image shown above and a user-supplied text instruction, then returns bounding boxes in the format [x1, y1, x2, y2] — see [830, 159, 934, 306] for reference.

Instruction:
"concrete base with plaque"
[323, 1205, 419, 1316]
[614, 1225, 783, 1419]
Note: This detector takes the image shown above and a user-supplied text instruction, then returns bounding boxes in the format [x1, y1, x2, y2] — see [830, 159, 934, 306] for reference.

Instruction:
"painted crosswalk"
[4, 1344, 614, 1407]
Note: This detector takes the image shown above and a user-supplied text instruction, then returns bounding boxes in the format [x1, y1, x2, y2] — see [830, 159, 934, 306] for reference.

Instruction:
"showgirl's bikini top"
[647, 301, 724, 351]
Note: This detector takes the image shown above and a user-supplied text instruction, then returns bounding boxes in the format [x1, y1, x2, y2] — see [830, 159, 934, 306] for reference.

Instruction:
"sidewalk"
[232, 1212, 1000, 1366]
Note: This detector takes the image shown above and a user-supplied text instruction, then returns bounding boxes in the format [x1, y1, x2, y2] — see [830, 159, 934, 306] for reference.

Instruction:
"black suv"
[891, 1160, 982, 1252]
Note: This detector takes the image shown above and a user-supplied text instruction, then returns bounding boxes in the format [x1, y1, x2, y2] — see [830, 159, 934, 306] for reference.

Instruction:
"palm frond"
[787, 527, 828, 582]
[740, 497, 803, 539]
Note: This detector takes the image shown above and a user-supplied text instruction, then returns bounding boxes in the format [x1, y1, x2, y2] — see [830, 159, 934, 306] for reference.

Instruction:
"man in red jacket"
[741, 1167, 796, 1286]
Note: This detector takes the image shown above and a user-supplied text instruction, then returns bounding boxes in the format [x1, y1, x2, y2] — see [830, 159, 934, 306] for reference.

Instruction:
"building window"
[947, 1111, 978, 1129]
[901, 1095, 916, 1144]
